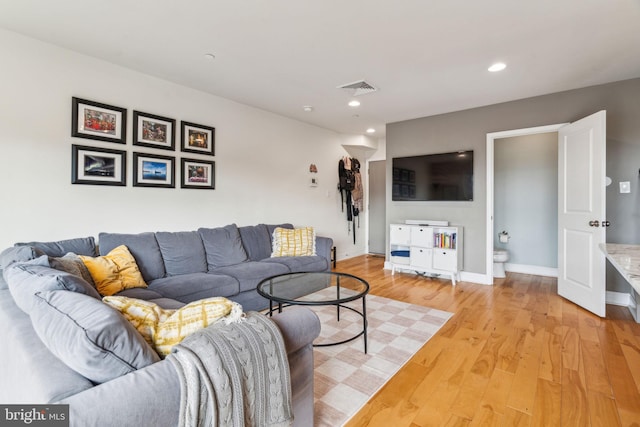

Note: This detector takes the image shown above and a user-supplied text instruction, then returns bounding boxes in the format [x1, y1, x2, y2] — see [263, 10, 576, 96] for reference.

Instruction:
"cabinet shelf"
[389, 223, 463, 285]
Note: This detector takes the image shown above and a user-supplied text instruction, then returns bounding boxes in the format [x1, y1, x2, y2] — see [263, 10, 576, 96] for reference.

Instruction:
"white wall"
[494, 133, 558, 268]
[0, 29, 365, 259]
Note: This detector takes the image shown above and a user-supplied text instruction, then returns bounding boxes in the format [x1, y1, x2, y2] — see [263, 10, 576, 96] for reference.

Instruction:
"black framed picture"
[71, 144, 126, 186]
[72, 97, 127, 144]
[133, 152, 175, 188]
[132, 111, 175, 151]
[180, 158, 215, 189]
[181, 121, 215, 156]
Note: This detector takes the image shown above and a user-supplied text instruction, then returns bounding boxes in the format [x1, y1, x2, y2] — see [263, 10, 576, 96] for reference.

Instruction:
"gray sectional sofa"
[0, 222, 333, 427]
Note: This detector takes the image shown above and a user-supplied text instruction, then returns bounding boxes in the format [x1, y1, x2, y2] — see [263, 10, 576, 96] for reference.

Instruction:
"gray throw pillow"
[31, 290, 160, 384]
[4, 256, 100, 314]
[49, 253, 95, 286]
[198, 224, 249, 269]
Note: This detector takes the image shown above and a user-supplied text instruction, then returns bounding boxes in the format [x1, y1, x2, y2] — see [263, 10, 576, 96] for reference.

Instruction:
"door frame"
[486, 123, 568, 284]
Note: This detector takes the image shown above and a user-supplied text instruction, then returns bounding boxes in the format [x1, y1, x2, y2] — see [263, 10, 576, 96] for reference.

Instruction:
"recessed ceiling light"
[348, 100, 361, 107]
[204, 53, 216, 60]
[302, 106, 314, 112]
[366, 128, 376, 134]
[488, 62, 506, 72]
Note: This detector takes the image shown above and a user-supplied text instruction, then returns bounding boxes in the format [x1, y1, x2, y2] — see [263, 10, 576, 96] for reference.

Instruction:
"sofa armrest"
[269, 306, 321, 354]
[316, 236, 333, 271]
[58, 360, 180, 427]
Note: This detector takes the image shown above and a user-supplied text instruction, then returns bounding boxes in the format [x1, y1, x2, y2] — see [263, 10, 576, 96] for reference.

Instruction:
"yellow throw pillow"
[103, 296, 243, 356]
[79, 245, 147, 296]
[271, 226, 316, 257]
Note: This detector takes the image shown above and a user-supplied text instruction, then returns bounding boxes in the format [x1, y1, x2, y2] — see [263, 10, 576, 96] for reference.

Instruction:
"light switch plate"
[620, 181, 631, 193]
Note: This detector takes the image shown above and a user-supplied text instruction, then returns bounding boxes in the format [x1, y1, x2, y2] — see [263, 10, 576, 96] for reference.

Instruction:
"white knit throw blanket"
[168, 312, 293, 427]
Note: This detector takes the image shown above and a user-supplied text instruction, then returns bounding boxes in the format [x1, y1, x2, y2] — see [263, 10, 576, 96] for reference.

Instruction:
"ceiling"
[1, 0, 639, 138]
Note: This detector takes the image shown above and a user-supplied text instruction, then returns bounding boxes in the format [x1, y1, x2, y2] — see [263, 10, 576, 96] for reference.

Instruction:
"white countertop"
[600, 243, 640, 294]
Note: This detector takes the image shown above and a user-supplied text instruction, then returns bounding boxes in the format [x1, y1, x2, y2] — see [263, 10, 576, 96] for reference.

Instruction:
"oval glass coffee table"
[257, 271, 370, 353]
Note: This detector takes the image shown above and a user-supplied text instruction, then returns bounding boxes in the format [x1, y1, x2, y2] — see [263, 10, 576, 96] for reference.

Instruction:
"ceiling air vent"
[337, 80, 378, 97]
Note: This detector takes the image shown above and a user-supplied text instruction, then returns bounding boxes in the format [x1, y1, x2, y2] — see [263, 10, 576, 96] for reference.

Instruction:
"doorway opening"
[486, 123, 567, 284]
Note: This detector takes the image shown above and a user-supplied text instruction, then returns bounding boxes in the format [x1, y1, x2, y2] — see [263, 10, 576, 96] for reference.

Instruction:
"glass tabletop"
[256, 271, 369, 305]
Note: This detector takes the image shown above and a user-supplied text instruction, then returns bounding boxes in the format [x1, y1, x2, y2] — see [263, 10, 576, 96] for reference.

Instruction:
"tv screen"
[392, 150, 473, 201]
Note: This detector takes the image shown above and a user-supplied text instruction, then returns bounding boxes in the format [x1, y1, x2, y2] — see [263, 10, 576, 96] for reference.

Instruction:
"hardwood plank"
[619, 343, 640, 395]
[587, 391, 622, 427]
[561, 367, 590, 427]
[531, 378, 561, 427]
[477, 368, 514, 416]
[506, 327, 545, 415]
[581, 339, 613, 396]
[501, 407, 531, 427]
[538, 329, 562, 383]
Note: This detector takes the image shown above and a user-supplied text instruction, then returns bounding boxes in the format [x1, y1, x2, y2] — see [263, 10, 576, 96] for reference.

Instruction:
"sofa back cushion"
[238, 224, 272, 261]
[99, 232, 165, 282]
[155, 231, 207, 276]
[15, 236, 98, 257]
[198, 224, 248, 269]
[4, 256, 101, 314]
[0, 245, 45, 270]
[31, 290, 160, 384]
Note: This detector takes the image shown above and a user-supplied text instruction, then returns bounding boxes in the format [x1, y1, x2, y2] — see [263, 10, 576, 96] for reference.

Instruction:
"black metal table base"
[266, 298, 368, 354]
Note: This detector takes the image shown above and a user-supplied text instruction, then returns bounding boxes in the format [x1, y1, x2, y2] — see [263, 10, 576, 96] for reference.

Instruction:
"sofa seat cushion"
[148, 273, 240, 303]
[15, 236, 98, 258]
[30, 290, 160, 384]
[198, 224, 248, 269]
[114, 287, 164, 300]
[212, 261, 289, 293]
[261, 256, 329, 273]
[155, 231, 207, 276]
[80, 245, 148, 296]
[147, 297, 186, 310]
[238, 224, 272, 261]
[4, 256, 100, 314]
[104, 296, 242, 356]
[99, 232, 165, 282]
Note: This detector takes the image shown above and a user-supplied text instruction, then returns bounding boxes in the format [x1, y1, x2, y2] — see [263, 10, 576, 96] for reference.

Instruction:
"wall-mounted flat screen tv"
[392, 150, 473, 201]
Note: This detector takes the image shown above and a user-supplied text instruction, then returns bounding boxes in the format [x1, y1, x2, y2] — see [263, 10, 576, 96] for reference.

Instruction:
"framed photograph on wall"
[132, 111, 175, 151]
[181, 121, 215, 156]
[133, 152, 175, 188]
[71, 144, 126, 186]
[180, 158, 215, 189]
[72, 97, 127, 144]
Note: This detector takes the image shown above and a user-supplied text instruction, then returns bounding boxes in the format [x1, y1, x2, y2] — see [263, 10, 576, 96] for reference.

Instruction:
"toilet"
[493, 249, 509, 278]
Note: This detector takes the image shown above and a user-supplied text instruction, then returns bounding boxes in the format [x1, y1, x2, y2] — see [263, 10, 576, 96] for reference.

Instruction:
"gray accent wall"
[494, 133, 558, 268]
[387, 78, 640, 292]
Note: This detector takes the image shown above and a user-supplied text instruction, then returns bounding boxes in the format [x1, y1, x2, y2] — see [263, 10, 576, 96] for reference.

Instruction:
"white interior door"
[558, 110, 606, 317]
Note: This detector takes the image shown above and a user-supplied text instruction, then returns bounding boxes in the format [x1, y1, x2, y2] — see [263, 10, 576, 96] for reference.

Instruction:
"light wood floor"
[334, 255, 640, 427]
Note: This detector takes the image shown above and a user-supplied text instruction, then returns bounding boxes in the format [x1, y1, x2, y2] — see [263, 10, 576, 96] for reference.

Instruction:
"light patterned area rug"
[301, 289, 453, 426]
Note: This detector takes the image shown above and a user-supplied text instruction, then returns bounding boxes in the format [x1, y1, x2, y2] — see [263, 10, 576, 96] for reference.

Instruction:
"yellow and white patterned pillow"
[103, 296, 243, 356]
[271, 227, 316, 257]
[79, 245, 147, 296]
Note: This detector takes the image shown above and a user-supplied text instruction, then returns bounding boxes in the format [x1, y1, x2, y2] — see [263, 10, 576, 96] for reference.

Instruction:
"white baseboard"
[606, 291, 631, 307]
[505, 263, 558, 277]
[460, 271, 493, 285]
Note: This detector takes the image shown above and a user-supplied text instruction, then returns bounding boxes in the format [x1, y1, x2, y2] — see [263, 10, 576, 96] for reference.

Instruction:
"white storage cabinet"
[389, 224, 463, 285]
